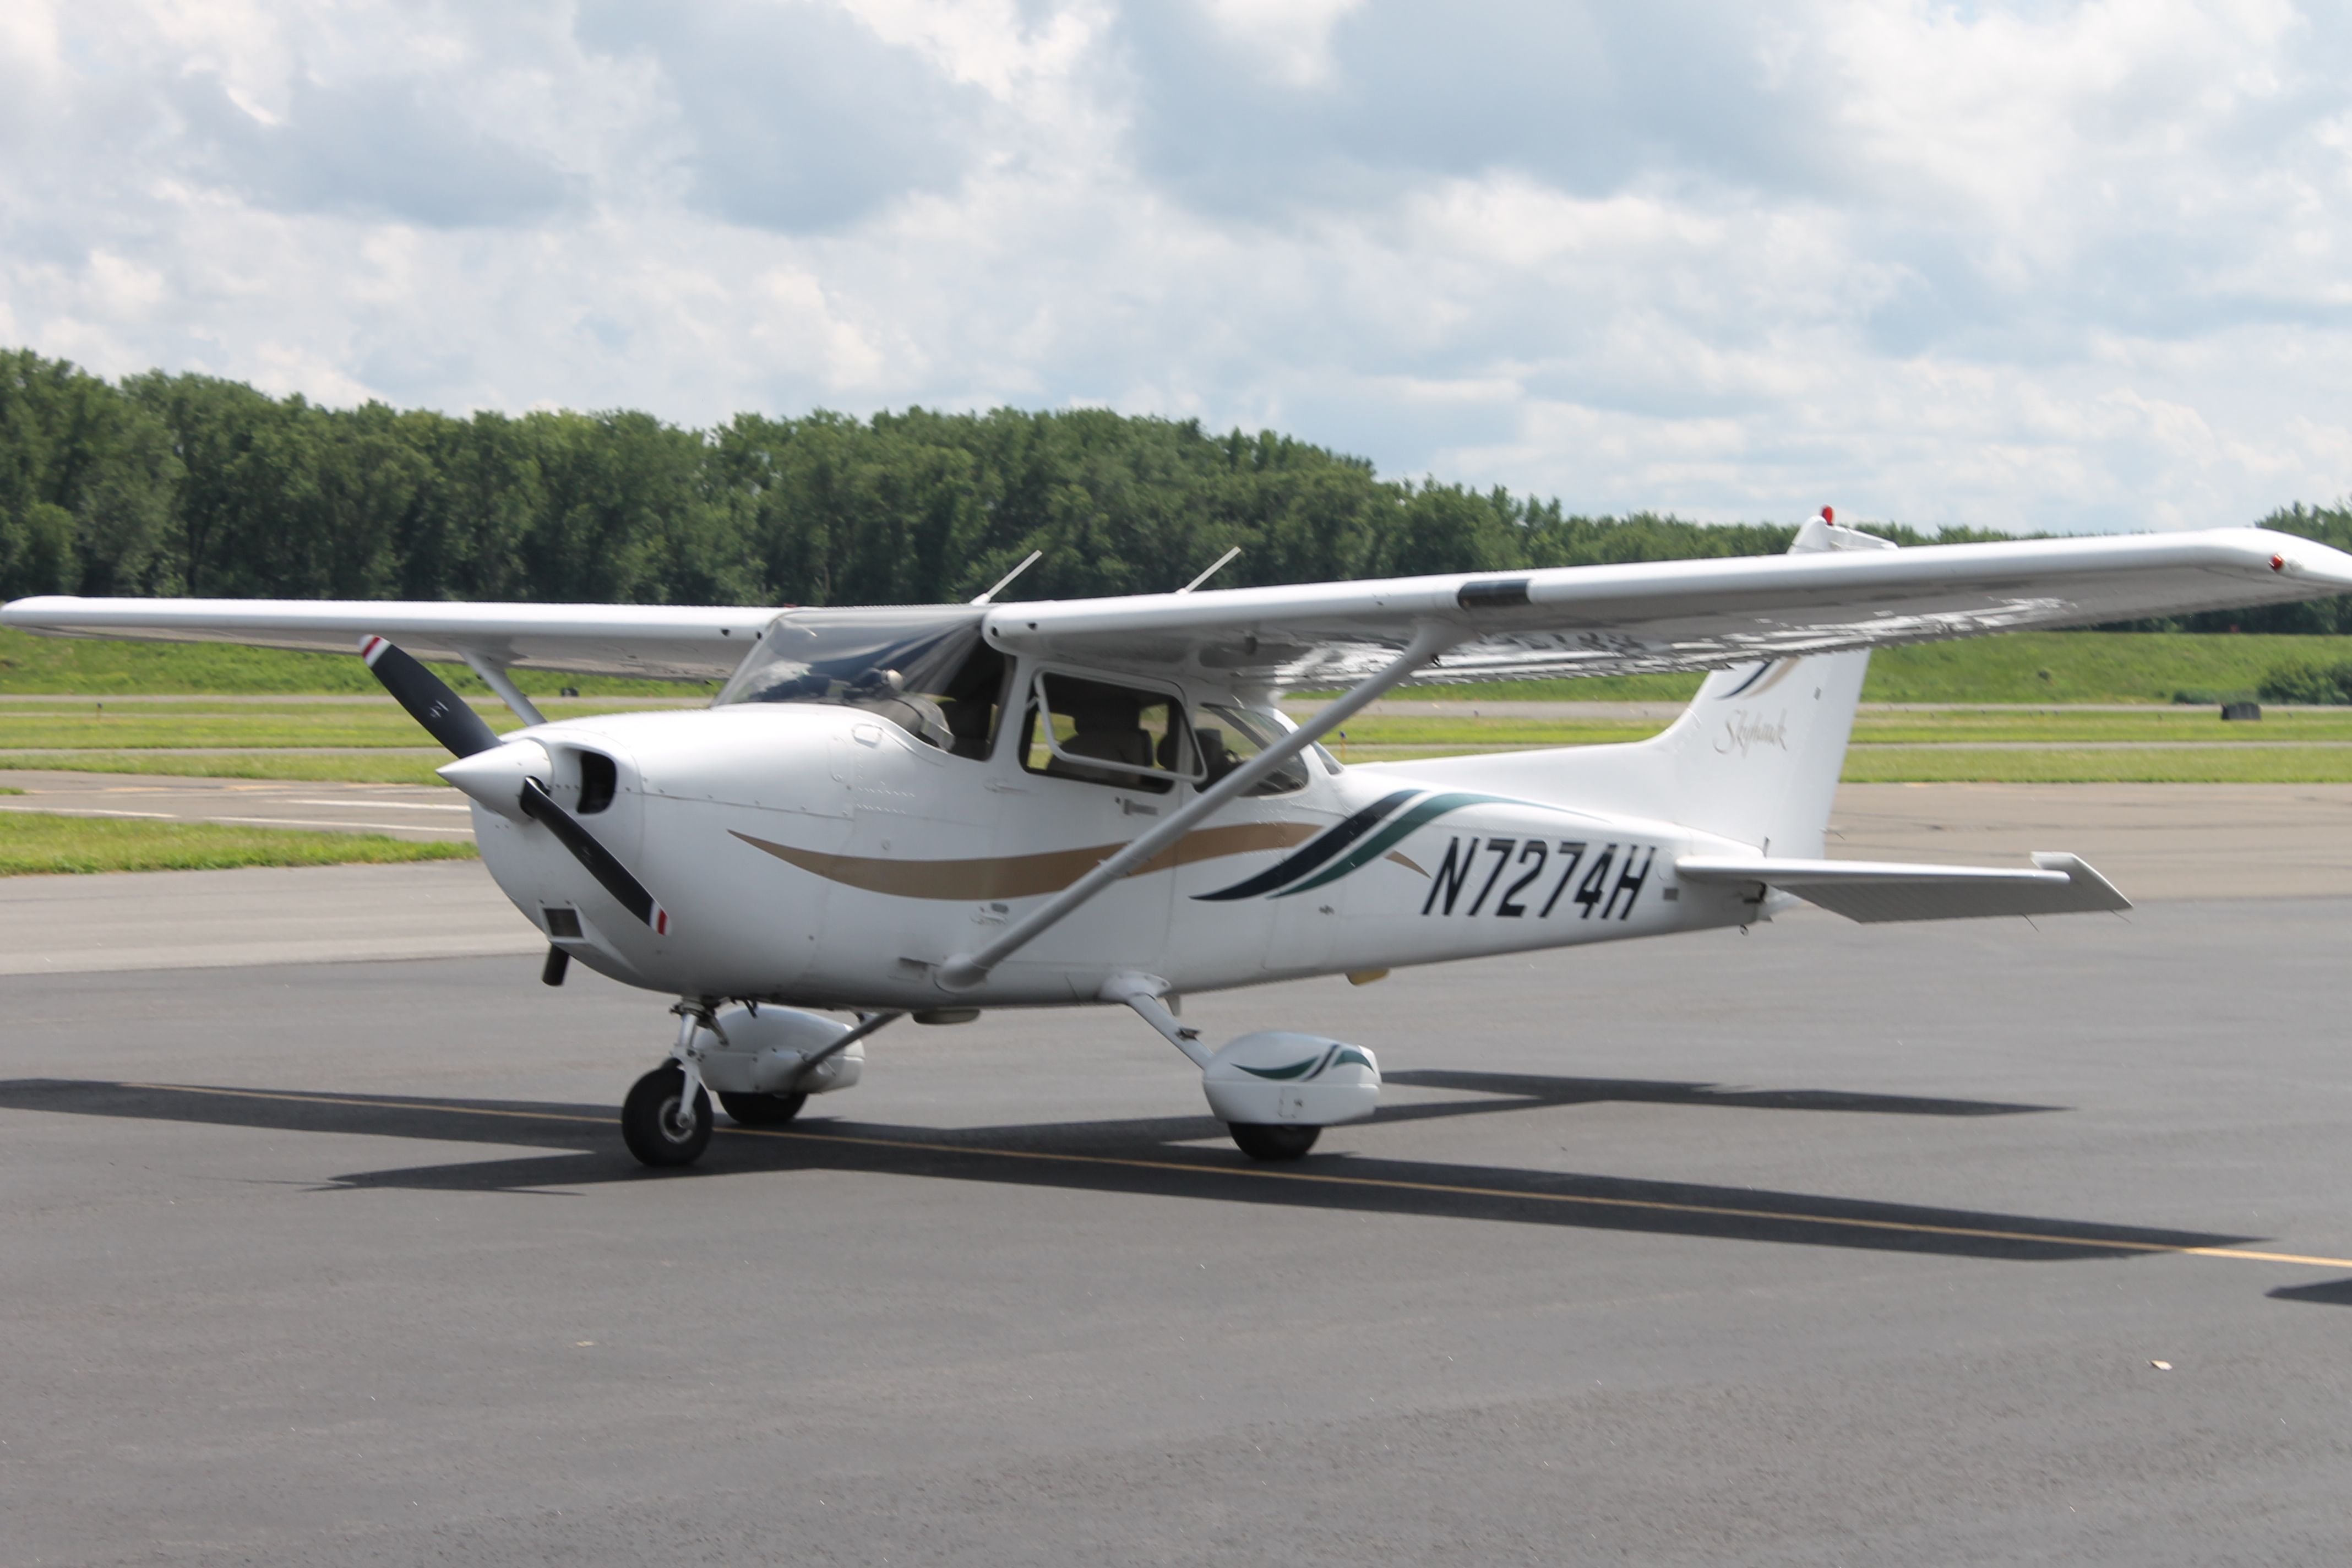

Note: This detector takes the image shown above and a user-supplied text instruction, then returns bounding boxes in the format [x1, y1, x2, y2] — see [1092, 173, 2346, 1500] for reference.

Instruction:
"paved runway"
[0, 771, 472, 842]
[6, 895, 2352, 1565]
[0, 862, 542, 976]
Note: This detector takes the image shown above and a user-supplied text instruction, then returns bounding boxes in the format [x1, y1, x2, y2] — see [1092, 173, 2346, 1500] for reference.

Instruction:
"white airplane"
[9, 512, 2350, 1167]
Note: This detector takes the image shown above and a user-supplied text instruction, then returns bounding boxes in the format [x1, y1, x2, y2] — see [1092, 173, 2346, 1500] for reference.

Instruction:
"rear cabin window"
[1021, 673, 1191, 794]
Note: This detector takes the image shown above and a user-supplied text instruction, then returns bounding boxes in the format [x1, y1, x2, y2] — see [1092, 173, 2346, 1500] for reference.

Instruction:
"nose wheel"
[622, 1062, 712, 1167]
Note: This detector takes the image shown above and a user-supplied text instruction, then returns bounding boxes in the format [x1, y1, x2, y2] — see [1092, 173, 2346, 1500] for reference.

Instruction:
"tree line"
[4, 347, 2345, 629]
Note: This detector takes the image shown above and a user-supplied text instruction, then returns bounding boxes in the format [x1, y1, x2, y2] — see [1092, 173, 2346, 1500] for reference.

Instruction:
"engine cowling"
[1201, 1031, 1379, 1128]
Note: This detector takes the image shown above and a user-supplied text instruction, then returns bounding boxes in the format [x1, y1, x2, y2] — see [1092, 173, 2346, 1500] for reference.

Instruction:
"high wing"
[8, 525, 2352, 689]
[974, 526, 2352, 687]
[0, 597, 777, 682]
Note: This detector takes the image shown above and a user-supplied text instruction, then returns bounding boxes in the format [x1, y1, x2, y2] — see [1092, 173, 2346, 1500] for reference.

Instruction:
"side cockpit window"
[715, 608, 1007, 760]
[935, 641, 1009, 760]
[1193, 703, 1309, 796]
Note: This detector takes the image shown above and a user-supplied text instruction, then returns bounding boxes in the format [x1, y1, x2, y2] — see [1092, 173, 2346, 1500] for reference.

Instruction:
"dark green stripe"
[1272, 792, 1516, 897]
[1194, 788, 1422, 902]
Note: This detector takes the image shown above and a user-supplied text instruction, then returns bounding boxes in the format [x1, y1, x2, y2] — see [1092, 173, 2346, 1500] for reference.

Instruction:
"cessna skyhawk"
[10, 513, 2349, 1166]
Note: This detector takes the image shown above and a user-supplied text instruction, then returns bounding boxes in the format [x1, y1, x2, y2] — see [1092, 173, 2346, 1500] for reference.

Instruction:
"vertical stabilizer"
[1622, 513, 1889, 855]
[1387, 512, 1889, 856]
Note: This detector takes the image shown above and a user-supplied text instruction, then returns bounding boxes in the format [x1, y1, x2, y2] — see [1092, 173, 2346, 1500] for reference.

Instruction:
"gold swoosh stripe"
[732, 821, 1324, 901]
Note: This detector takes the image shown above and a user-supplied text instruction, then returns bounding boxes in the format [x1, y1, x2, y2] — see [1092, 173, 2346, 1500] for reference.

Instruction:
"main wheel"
[718, 1089, 807, 1128]
[1228, 1122, 1320, 1161]
[622, 1063, 712, 1167]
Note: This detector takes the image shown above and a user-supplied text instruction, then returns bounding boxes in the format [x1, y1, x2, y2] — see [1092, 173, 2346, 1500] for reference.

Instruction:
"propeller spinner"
[361, 635, 671, 933]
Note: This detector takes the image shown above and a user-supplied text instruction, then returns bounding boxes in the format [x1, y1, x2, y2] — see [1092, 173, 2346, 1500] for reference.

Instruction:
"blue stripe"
[1717, 660, 1778, 699]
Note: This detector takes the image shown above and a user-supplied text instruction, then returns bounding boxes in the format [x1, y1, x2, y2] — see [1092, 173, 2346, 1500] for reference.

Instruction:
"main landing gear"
[1227, 1123, 1321, 1161]
[716, 1089, 805, 1127]
[1100, 974, 1377, 1167]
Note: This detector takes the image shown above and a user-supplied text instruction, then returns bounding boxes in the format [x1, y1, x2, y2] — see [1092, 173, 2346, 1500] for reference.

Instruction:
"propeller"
[517, 775, 670, 935]
[360, 635, 499, 756]
[360, 634, 672, 934]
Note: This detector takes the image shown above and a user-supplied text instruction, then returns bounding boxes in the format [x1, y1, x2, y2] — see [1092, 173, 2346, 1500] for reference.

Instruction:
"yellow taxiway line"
[124, 1081, 2352, 1271]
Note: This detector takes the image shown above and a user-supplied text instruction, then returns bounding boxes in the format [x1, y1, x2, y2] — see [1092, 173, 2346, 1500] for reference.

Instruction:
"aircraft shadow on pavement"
[1381, 1069, 2060, 1118]
[0, 1075, 2224, 1265]
[2266, 1278, 2352, 1307]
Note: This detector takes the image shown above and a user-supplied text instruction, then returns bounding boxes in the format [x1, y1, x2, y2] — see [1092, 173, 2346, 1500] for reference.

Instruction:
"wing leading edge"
[9, 524, 2352, 691]
[976, 525, 2352, 688]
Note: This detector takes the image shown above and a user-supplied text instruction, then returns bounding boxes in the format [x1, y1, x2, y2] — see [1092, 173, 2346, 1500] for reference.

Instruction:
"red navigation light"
[2272, 554, 2285, 571]
[1822, 505, 1836, 525]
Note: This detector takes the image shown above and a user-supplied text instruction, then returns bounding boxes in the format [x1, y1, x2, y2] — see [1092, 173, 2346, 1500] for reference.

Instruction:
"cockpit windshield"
[713, 607, 1006, 758]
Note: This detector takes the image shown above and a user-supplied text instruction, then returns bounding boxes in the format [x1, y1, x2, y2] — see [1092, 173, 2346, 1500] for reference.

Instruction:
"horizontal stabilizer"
[1675, 852, 2130, 923]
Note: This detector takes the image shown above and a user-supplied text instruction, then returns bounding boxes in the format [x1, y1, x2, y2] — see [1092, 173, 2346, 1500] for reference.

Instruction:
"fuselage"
[470, 697, 1766, 1009]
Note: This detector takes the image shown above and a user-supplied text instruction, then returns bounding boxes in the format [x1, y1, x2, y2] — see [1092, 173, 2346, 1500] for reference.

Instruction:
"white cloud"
[0, 0, 2347, 534]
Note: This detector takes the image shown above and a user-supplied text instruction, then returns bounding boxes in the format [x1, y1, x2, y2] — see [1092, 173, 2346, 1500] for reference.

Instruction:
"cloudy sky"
[4, 0, 2348, 533]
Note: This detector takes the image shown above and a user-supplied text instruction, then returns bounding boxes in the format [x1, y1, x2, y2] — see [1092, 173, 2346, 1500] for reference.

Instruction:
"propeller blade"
[518, 776, 671, 934]
[371, 633, 670, 934]
[360, 635, 501, 758]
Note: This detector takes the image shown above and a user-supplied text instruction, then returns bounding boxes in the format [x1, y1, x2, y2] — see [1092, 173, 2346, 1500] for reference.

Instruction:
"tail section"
[1389, 513, 1890, 855]
[1635, 641, 1870, 858]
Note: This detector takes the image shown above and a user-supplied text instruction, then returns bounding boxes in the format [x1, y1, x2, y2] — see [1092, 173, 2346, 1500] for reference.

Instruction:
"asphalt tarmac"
[7, 889, 2352, 1564]
[0, 771, 470, 842]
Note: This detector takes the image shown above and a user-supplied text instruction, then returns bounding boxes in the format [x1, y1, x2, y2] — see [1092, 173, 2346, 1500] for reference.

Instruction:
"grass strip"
[0, 697, 693, 750]
[1306, 631, 2352, 706]
[0, 810, 479, 875]
[1338, 741, 2352, 781]
[0, 752, 451, 785]
[1840, 747, 2352, 784]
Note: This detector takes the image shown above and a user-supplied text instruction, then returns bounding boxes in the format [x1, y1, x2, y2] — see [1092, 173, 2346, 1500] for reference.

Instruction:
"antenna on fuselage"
[970, 549, 1043, 605]
[1177, 546, 1242, 594]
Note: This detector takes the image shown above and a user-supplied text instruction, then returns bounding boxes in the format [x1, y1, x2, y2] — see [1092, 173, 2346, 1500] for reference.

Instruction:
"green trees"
[2257, 657, 2352, 704]
[1, 346, 2343, 614]
[2, 351, 183, 599]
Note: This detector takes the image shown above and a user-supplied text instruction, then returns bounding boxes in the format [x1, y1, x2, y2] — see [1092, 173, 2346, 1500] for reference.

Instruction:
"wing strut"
[462, 653, 546, 726]
[935, 622, 1459, 991]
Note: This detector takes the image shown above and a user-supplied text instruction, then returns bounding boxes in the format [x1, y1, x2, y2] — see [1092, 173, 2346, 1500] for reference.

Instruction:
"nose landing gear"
[621, 1061, 712, 1167]
[620, 1000, 902, 1167]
